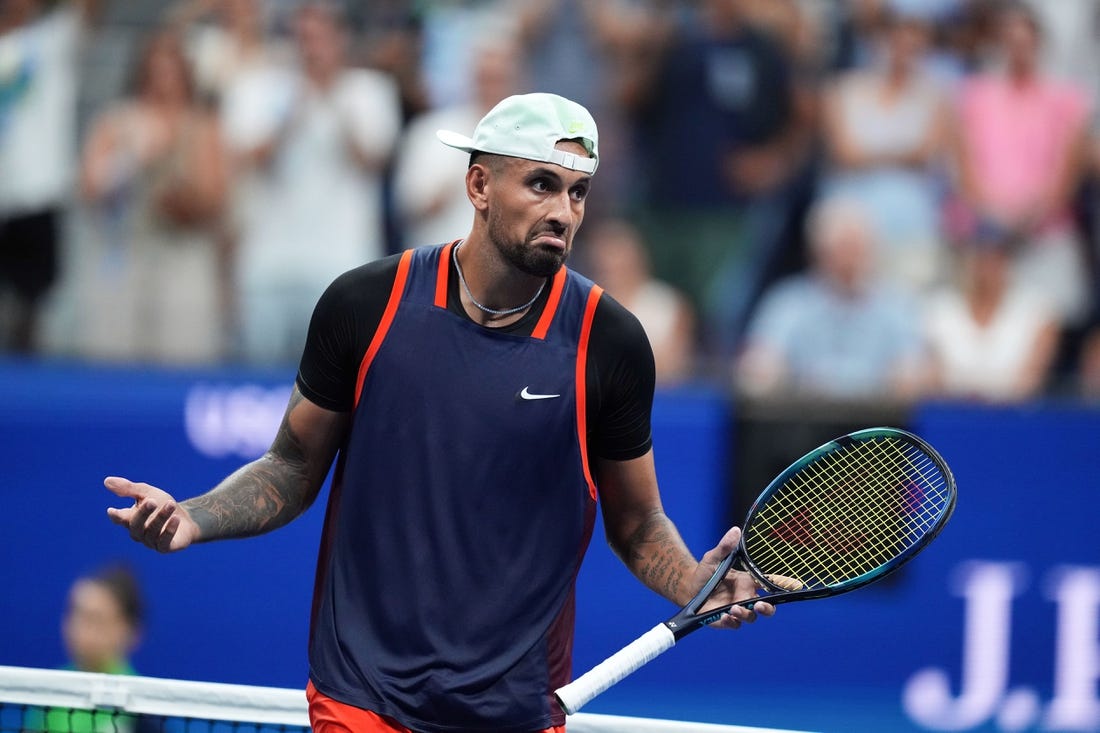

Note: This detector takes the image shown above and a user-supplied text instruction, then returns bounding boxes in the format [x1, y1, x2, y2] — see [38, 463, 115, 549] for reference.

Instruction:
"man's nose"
[546, 192, 574, 232]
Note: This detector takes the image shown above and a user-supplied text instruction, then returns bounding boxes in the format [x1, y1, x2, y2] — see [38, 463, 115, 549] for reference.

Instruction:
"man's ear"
[466, 163, 491, 212]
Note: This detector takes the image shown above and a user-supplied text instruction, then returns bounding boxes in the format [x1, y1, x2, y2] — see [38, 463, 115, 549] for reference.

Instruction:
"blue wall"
[2, 360, 1099, 732]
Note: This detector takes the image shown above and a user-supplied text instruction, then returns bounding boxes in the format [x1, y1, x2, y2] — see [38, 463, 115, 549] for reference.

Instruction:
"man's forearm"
[182, 455, 313, 542]
[621, 510, 698, 606]
[183, 389, 322, 542]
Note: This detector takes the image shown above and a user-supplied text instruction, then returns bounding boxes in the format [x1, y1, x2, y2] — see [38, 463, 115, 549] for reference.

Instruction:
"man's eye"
[571, 187, 589, 201]
[531, 179, 550, 192]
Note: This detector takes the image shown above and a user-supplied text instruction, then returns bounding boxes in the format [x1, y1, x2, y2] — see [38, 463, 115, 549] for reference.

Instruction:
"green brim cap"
[437, 93, 599, 174]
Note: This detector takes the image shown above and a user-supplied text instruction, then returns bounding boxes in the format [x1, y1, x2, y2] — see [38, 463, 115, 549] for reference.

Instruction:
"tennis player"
[104, 93, 777, 733]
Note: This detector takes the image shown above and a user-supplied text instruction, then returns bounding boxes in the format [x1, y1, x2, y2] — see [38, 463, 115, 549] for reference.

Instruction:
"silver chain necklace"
[452, 242, 546, 317]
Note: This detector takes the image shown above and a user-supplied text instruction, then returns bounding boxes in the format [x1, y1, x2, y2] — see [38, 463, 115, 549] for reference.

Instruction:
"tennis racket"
[555, 426, 956, 714]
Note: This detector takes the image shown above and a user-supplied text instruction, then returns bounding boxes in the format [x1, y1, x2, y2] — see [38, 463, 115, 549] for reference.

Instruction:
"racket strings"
[744, 437, 951, 590]
[778, 441, 944, 584]
[770, 440, 949, 584]
[809, 442, 947, 581]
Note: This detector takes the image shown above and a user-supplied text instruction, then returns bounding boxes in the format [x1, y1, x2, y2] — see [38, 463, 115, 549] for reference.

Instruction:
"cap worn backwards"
[436, 93, 599, 174]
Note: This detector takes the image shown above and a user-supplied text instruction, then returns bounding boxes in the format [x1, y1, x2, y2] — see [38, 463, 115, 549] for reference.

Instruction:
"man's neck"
[452, 238, 549, 328]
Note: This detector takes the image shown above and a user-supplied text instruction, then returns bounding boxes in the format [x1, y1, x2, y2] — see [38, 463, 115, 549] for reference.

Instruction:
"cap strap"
[547, 149, 597, 174]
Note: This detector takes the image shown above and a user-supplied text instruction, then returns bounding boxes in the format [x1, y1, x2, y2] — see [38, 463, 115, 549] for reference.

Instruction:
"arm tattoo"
[625, 512, 690, 604]
[184, 390, 319, 541]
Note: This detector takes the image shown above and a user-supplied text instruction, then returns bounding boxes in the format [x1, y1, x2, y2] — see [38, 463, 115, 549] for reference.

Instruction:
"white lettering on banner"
[902, 561, 1100, 732]
[1045, 568, 1100, 729]
[184, 384, 291, 459]
[903, 562, 1027, 730]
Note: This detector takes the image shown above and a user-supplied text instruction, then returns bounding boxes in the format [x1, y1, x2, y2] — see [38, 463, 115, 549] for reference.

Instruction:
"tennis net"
[0, 666, 806, 733]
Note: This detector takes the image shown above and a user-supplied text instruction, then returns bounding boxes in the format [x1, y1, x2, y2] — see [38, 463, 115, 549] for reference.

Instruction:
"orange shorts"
[306, 681, 567, 733]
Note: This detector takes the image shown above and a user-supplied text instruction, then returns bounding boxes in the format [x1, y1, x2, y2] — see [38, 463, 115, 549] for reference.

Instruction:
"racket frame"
[672, 427, 957, 636]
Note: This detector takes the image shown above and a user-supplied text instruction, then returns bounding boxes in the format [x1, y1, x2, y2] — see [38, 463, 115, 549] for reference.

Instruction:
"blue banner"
[1, 361, 1098, 732]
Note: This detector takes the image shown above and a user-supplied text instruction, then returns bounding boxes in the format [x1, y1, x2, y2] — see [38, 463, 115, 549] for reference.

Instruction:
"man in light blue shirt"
[736, 196, 926, 399]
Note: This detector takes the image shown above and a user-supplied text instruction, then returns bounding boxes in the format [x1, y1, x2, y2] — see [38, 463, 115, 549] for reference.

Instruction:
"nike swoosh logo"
[519, 387, 561, 401]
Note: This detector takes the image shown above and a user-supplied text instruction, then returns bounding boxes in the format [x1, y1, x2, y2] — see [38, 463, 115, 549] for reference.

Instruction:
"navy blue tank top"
[309, 243, 601, 732]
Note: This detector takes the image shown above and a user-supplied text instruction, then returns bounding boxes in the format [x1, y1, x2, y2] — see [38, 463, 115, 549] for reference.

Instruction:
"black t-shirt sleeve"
[295, 255, 403, 412]
[586, 293, 656, 461]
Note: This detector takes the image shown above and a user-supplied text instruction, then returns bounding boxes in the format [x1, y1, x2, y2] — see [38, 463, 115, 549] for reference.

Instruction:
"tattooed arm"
[105, 386, 350, 553]
[594, 450, 775, 628]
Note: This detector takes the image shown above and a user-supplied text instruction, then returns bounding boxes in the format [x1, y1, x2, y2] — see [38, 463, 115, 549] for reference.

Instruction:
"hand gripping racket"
[556, 427, 956, 714]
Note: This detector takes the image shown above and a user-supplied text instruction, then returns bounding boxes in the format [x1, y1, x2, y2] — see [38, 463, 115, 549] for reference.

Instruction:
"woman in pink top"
[952, 1, 1093, 327]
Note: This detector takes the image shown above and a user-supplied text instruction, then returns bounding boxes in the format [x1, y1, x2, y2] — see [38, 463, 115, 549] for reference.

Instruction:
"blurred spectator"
[582, 218, 697, 385]
[949, 0, 1094, 328]
[24, 563, 149, 733]
[76, 30, 228, 365]
[623, 0, 816, 353]
[392, 36, 520, 251]
[735, 196, 925, 400]
[221, 2, 401, 364]
[923, 226, 1059, 402]
[821, 9, 950, 292]
[61, 563, 144, 674]
[0, 0, 99, 354]
[167, 0, 291, 110]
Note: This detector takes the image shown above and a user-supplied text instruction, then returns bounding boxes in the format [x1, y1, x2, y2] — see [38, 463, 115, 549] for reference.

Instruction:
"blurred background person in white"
[391, 35, 520, 251]
[222, 1, 401, 364]
[0, 0, 99, 354]
[820, 6, 950, 293]
[582, 217, 697, 385]
[923, 224, 1060, 403]
[735, 195, 926, 400]
[77, 29, 228, 365]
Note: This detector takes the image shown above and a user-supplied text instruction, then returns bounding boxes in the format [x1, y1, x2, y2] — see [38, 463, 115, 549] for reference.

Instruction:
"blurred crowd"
[4, 0, 1100, 406]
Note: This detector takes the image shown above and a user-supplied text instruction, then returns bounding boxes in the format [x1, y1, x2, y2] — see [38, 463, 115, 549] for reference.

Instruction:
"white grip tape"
[555, 624, 676, 714]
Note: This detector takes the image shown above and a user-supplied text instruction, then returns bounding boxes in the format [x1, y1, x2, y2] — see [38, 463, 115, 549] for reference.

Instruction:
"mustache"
[532, 224, 568, 238]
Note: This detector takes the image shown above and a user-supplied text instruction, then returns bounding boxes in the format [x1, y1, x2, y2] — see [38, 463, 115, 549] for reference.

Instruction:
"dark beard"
[487, 211, 569, 278]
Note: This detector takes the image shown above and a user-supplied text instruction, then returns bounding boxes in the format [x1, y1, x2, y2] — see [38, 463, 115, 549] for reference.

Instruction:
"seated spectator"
[821, 8, 950, 292]
[923, 225, 1060, 402]
[76, 29, 228, 365]
[581, 218, 697, 385]
[949, 0, 1093, 328]
[735, 196, 926, 400]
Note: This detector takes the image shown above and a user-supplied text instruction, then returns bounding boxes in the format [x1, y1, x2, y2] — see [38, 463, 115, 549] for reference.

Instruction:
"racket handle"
[555, 623, 676, 714]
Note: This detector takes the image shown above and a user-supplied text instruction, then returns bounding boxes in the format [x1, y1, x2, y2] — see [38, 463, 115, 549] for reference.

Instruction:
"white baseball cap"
[436, 93, 599, 174]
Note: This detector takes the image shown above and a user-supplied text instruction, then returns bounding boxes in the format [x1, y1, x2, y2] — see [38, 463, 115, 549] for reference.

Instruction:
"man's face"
[482, 141, 592, 278]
